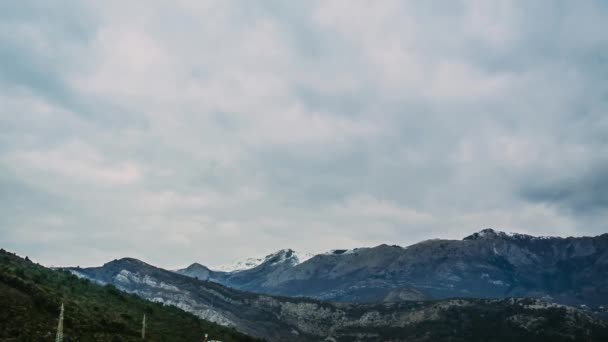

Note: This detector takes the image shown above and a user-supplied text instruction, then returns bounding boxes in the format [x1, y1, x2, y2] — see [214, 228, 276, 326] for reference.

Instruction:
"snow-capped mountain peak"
[266, 249, 315, 267]
[214, 249, 314, 272]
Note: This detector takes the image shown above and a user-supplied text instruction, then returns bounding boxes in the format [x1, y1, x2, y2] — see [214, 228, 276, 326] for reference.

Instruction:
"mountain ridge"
[67, 251, 608, 341]
[175, 229, 608, 309]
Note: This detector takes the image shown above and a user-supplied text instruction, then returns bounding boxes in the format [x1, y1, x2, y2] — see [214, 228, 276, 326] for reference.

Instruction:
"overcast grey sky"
[1, 1, 607, 268]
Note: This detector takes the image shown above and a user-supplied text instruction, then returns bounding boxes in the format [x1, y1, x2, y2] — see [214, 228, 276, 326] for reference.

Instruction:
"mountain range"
[58, 228, 608, 341]
[176, 229, 608, 310]
[69, 253, 608, 341]
[3, 228, 607, 341]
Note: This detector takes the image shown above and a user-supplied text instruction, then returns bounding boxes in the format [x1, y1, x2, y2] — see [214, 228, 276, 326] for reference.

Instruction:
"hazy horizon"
[2, 1, 608, 268]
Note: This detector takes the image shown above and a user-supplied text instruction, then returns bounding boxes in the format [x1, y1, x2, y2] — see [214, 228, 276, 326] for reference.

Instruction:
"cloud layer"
[1, 1, 607, 268]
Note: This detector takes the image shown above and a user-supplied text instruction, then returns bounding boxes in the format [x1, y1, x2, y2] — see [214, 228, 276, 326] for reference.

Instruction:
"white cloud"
[6, 142, 142, 186]
[332, 194, 434, 225]
[1, 0, 607, 267]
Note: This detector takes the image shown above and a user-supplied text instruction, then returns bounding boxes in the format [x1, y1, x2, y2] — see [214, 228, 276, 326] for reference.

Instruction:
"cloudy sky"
[1, 1, 607, 268]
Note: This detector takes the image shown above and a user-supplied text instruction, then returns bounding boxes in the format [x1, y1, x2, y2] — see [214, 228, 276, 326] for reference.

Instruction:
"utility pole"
[141, 314, 146, 339]
[55, 303, 64, 342]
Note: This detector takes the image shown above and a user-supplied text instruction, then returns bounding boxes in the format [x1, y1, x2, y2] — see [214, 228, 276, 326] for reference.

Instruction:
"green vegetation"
[0, 249, 262, 341]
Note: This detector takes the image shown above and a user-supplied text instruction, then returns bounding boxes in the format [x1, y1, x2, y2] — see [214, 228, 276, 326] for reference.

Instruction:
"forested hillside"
[0, 249, 261, 341]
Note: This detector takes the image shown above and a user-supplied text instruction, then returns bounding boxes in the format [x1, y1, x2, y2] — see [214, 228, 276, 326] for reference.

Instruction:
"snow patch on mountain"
[214, 249, 314, 272]
[216, 256, 265, 272]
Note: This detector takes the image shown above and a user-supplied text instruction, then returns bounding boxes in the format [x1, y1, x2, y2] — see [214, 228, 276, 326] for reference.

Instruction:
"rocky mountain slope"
[183, 229, 608, 309]
[70, 254, 608, 341]
[0, 249, 260, 341]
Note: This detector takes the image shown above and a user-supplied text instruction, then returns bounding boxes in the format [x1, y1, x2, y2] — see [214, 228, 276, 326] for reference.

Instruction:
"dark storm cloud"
[521, 162, 608, 215]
